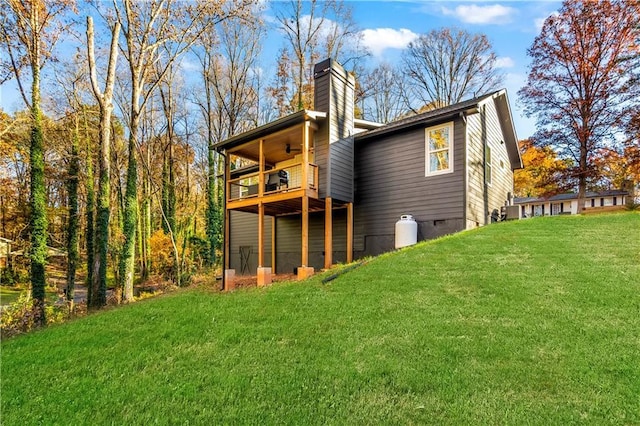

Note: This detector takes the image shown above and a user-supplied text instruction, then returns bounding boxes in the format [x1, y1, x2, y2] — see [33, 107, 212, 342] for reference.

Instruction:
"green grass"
[2, 213, 639, 425]
[0, 286, 58, 306]
[0, 286, 24, 305]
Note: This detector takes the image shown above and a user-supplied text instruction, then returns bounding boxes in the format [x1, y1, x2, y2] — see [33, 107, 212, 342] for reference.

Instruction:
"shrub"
[1, 291, 66, 339]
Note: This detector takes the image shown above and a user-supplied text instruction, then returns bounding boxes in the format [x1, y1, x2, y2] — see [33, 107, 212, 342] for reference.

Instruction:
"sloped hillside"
[2, 213, 639, 425]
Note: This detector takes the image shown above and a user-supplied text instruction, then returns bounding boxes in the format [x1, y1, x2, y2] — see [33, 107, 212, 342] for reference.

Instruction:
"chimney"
[313, 58, 355, 143]
[313, 58, 356, 203]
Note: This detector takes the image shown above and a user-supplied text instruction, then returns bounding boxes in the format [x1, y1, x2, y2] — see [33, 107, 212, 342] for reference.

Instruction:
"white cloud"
[495, 56, 515, 68]
[442, 4, 516, 25]
[361, 28, 419, 57]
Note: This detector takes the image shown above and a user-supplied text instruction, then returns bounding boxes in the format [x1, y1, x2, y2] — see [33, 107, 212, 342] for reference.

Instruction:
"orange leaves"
[514, 139, 570, 198]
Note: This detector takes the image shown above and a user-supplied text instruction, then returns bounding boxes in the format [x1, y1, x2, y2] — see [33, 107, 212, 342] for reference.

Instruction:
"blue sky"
[263, 0, 563, 139]
[0, 1, 563, 140]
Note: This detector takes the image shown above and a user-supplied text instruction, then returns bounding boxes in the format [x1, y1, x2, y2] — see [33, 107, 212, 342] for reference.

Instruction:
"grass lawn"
[1, 213, 639, 424]
[0, 286, 25, 306]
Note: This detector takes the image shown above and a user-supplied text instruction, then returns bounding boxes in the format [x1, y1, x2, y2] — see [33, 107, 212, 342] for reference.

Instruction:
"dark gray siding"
[354, 119, 466, 257]
[314, 59, 355, 202]
[329, 137, 354, 202]
[228, 211, 273, 275]
[276, 210, 348, 273]
[229, 209, 349, 275]
[315, 65, 330, 198]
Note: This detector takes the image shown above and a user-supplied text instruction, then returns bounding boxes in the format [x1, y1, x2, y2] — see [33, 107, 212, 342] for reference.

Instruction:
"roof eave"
[214, 110, 327, 152]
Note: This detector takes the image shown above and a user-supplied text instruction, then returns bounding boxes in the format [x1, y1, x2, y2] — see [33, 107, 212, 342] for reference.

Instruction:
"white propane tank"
[395, 215, 418, 249]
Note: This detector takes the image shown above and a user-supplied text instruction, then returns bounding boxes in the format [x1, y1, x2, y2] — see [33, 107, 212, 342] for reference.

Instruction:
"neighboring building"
[215, 59, 522, 287]
[0, 237, 11, 270]
[514, 190, 629, 217]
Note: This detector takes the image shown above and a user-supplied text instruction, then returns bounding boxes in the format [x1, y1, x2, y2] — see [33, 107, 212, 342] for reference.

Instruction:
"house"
[215, 59, 522, 288]
[514, 190, 629, 217]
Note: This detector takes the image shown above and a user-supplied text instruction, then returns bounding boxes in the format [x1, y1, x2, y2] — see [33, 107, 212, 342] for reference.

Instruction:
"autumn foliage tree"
[519, 0, 640, 211]
[514, 139, 571, 198]
[1, 0, 75, 325]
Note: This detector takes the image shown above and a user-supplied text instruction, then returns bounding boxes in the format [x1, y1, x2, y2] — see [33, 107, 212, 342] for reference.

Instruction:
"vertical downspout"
[460, 112, 467, 228]
[481, 105, 489, 225]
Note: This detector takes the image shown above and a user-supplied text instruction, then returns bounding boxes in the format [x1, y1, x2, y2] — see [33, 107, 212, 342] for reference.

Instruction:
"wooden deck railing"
[228, 163, 318, 202]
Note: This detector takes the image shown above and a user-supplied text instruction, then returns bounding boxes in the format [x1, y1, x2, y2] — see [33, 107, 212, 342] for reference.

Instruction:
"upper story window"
[425, 122, 454, 176]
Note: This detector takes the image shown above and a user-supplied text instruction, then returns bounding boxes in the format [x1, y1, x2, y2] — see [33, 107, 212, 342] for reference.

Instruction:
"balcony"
[229, 163, 318, 202]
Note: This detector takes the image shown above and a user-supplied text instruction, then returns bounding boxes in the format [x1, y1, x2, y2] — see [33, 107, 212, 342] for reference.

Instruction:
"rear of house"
[353, 91, 521, 258]
[217, 59, 522, 286]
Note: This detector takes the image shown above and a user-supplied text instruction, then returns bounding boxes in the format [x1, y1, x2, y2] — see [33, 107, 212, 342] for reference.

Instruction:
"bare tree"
[192, 8, 264, 268]
[86, 15, 120, 307]
[519, 0, 640, 211]
[402, 28, 501, 110]
[360, 62, 407, 123]
[273, 0, 362, 113]
[114, 0, 248, 301]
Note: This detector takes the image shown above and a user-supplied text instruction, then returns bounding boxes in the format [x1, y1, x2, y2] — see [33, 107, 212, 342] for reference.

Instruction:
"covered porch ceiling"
[217, 110, 326, 164]
[227, 122, 316, 165]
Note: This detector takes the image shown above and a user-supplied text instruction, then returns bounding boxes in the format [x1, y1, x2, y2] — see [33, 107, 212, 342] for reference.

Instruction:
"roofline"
[214, 110, 326, 152]
[354, 118, 383, 130]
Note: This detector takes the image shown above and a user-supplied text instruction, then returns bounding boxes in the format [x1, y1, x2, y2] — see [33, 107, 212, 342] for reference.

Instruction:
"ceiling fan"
[285, 143, 302, 154]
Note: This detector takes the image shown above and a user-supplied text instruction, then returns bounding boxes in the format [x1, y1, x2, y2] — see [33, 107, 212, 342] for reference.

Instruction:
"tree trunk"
[87, 16, 120, 308]
[65, 114, 80, 310]
[84, 107, 95, 300]
[120, 114, 139, 303]
[30, 62, 48, 326]
[92, 104, 112, 307]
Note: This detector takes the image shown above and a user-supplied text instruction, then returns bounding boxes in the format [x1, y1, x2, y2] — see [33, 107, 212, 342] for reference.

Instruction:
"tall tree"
[402, 28, 500, 109]
[114, 0, 244, 300]
[1, 0, 75, 325]
[86, 15, 120, 308]
[273, 0, 361, 113]
[360, 62, 407, 123]
[193, 7, 263, 268]
[519, 0, 640, 211]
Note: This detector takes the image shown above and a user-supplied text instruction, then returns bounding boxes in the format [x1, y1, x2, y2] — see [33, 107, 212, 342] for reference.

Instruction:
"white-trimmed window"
[425, 122, 454, 176]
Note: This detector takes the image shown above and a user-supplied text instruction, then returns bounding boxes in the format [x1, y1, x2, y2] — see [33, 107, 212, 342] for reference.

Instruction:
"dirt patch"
[231, 273, 297, 289]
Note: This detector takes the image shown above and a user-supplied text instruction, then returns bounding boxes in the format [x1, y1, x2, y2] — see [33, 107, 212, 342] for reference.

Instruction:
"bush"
[1, 291, 66, 339]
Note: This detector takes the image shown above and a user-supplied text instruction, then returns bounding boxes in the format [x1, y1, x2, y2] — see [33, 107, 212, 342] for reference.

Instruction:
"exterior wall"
[229, 210, 350, 275]
[329, 137, 354, 202]
[275, 209, 348, 273]
[465, 113, 485, 228]
[465, 101, 515, 229]
[353, 119, 466, 258]
[228, 211, 273, 275]
[314, 59, 355, 203]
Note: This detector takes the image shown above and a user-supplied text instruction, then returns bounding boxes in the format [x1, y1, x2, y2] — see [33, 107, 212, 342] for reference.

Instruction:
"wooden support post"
[271, 216, 276, 274]
[324, 197, 333, 269]
[346, 202, 353, 263]
[224, 160, 231, 272]
[258, 139, 264, 197]
[256, 201, 271, 287]
[258, 202, 264, 267]
[302, 122, 309, 190]
[302, 196, 309, 267]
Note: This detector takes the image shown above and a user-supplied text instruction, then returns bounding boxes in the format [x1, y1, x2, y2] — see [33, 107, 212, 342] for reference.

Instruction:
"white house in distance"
[513, 190, 629, 217]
